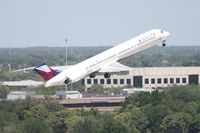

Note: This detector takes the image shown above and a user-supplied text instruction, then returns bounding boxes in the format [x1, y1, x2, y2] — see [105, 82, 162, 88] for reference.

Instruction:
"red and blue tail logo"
[33, 63, 60, 81]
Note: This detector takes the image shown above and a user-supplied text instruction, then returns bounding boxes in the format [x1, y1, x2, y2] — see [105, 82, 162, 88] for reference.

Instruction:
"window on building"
[157, 78, 162, 84]
[87, 79, 91, 84]
[107, 79, 111, 84]
[120, 79, 124, 84]
[100, 79, 104, 84]
[93, 79, 98, 84]
[182, 78, 186, 83]
[151, 78, 155, 84]
[113, 79, 118, 84]
[176, 78, 180, 83]
[127, 79, 131, 84]
[164, 78, 168, 84]
[170, 78, 174, 84]
[145, 79, 149, 84]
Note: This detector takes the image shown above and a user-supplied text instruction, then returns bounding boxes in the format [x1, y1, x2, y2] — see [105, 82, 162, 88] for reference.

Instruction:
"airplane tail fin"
[33, 63, 60, 81]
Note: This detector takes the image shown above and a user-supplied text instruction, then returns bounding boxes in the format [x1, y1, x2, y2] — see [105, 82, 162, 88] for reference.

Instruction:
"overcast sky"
[0, 0, 199, 47]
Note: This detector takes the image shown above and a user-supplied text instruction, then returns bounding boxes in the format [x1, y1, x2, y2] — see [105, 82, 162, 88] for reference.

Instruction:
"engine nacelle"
[104, 73, 111, 78]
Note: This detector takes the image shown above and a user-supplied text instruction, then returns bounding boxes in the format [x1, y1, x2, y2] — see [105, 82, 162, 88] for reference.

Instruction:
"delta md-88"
[32, 29, 170, 87]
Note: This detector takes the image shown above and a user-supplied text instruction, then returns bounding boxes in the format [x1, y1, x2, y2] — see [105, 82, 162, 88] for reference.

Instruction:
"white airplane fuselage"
[45, 29, 170, 87]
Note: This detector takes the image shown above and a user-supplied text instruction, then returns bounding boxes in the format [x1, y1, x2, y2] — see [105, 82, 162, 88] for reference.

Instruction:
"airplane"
[30, 29, 170, 87]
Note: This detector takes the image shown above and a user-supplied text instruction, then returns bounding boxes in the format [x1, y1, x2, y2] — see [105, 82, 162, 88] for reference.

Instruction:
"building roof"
[129, 67, 200, 76]
[1, 80, 44, 87]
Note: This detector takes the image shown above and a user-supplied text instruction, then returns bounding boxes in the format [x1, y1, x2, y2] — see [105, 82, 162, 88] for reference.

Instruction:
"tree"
[0, 111, 21, 133]
[0, 85, 10, 99]
[20, 118, 52, 133]
[115, 107, 149, 133]
[17, 104, 49, 121]
[142, 104, 170, 132]
[48, 115, 67, 133]
[102, 118, 130, 133]
[42, 97, 63, 112]
[188, 115, 200, 133]
[129, 107, 149, 132]
[69, 116, 102, 133]
[160, 113, 192, 133]
[47, 109, 78, 133]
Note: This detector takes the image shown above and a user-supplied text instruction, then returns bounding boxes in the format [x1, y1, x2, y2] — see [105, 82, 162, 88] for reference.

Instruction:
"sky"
[0, 0, 200, 47]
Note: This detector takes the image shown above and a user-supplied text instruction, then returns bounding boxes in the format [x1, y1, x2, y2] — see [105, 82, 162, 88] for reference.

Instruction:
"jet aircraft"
[22, 29, 170, 87]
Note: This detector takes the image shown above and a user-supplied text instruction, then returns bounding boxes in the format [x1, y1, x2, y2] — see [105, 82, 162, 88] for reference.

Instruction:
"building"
[7, 91, 36, 100]
[56, 91, 83, 100]
[84, 67, 200, 89]
[1, 80, 44, 88]
[123, 88, 155, 95]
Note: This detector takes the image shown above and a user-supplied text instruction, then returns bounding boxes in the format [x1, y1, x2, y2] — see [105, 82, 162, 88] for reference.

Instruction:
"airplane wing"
[98, 62, 131, 73]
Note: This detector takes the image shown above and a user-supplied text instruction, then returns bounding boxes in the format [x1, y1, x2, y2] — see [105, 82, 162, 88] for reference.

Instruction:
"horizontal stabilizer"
[12, 65, 73, 72]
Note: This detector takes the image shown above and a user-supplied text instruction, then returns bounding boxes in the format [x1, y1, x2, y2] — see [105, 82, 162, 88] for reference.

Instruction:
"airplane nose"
[165, 31, 170, 37]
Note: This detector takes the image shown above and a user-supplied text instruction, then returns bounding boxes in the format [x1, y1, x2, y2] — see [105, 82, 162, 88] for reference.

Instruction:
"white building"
[56, 91, 83, 100]
[84, 67, 200, 89]
[7, 91, 36, 100]
[2, 80, 44, 87]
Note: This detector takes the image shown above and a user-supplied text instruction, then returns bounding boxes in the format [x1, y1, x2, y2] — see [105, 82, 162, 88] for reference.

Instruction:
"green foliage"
[0, 72, 39, 81]
[42, 97, 64, 112]
[69, 116, 102, 133]
[48, 114, 68, 133]
[0, 85, 10, 98]
[0, 111, 20, 133]
[1, 46, 200, 132]
[115, 107, 148, 132]
[160, 113, 192, 133]
[142, 104, 171, 132]
[122, 90, 166, 109]
[1, 46, 200, 75]
[102, 118, 130, 133]
[121, 85, 200, 132]
[20, 118, 53, 133]
[188, 115, 200, 133]
[1, 85, 200, 132]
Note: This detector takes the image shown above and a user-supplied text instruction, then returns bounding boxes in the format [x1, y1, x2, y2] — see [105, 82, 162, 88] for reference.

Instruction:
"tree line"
[1, 85, 200, 133]
[0, 46, 200, 71]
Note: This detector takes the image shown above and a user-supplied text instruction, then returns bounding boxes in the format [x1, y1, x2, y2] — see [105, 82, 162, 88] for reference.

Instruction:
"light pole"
[65, 38, 68, 91]
[8, 64, 11, 73]
[65, 38, 68, 65]
[0, 64, 3, 72]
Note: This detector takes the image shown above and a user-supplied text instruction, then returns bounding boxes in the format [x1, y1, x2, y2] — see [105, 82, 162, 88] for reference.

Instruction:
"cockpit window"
[161, 30, 163, 33]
